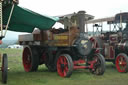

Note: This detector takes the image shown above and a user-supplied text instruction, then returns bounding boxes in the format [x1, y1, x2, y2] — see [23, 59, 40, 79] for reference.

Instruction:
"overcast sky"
[4, 0, 128, 40]
[19, 0, 128, 18]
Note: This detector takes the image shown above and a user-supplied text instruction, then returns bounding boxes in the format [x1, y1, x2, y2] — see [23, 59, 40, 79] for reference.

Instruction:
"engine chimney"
[77, 11, 86, 32]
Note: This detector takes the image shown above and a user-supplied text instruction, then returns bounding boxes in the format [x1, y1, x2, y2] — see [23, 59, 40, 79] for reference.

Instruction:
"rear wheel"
[2, 54, 8, 84]
[57, 54, 73, 77]
[44, 52, 56, 72]
[89, 53, 105, 75]
[22, 46, 39, 72]
[115, 53, 128, 73]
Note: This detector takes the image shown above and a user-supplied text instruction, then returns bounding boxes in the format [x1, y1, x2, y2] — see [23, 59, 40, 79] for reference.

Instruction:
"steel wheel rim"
[91, 55, 102, 74]
[57, 56, 69, 77]
[116, 55, 127, 72]
[95, 56, 102, 74]
[2, 54, 8, 84]
[23, 47, 32, 72]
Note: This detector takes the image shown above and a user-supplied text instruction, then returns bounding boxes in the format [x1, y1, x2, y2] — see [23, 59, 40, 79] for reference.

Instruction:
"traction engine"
[19, 11, 106, 77]
[88, 12, 128, 73]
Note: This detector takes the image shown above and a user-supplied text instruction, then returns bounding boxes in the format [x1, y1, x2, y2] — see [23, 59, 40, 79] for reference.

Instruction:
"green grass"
[0, 49, 128, 85]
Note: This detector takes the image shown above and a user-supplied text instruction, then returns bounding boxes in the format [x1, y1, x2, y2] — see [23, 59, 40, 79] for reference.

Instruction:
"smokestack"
[77, 11, 86, 32]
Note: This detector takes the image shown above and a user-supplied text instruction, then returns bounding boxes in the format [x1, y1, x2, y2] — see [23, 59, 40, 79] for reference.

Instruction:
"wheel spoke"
[122, 61, 127, 65]
[63, 57, 66, 63]
[58, 58, 61, 64]
[60, 57, 64, 64]
[57, 63, 61, 69]
[65, 65, 68, 72]
[63, 69, 67, 76]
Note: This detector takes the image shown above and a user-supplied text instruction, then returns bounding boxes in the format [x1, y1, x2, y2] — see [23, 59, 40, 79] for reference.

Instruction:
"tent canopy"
[3, 5, 59, 33]
[115, 12, 128, 23]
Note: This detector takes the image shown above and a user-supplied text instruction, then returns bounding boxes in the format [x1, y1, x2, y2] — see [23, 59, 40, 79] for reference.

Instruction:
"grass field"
[0, 49, 128, 85]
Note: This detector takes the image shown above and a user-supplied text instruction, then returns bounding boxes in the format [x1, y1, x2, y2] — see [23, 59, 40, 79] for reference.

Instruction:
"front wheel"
[2, 54, 8, 84]
[115, 53, 128, 73]
[89, 53, 105, 75]
[57, 54, 73, 77]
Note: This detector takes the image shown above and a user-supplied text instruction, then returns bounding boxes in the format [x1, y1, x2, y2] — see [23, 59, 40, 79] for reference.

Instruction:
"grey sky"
[3, 0, 128, 40]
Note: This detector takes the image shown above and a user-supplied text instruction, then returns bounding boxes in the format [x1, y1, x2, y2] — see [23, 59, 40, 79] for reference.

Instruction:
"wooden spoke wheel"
[115, 53, 128, 73]
[2, 54, 8, 84]
[90, 53, 105, 75]
[22, 46, 39, 72]
[57, 54, 73, 77]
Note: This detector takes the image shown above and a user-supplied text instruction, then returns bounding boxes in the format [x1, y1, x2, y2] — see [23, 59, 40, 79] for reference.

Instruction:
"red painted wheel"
[22, 46, 39, 72]
[57, 54, 73, 77]
[23, 47, 32, 72]
[115, 53, 128, 73]
[2, 54, 8, 84]
[89, 53, 105, 75]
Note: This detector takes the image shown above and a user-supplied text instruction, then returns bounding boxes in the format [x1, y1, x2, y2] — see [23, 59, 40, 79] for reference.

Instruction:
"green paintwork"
[3, 4, 59, 33]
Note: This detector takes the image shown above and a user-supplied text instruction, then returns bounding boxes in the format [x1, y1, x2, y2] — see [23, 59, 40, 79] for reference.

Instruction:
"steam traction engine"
[19, 11, 105, 77]
[88, 12, 128, 73]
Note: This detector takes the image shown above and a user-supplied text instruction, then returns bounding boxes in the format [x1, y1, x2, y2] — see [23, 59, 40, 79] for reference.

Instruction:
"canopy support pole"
[0, 1, 3, 37]
[4, 4, 15, 37]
